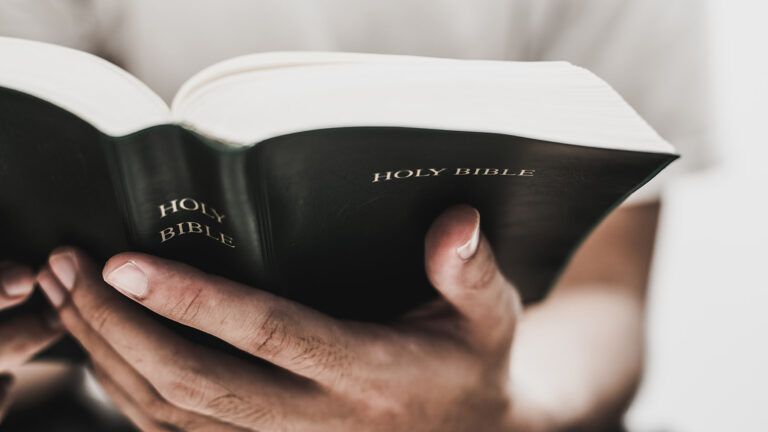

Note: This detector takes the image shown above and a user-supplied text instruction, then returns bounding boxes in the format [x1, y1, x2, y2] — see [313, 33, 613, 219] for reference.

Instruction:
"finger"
[0, 262, 35, 309]
[91, 366, 166, 432]
[100, 251, 354, 383]
[37, 266, 203, 428]
[0, 310, 62, 370]
[37, 267, 173, 411]
[92, 366, 245, 432]
[424, 205, 522, 350]
[40, 249, 317, 430]
[0, 374, 13, 423]
[38, 266, 243, 432]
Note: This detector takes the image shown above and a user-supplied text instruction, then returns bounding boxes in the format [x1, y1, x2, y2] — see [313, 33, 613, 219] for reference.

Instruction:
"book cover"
[0, 86, 675, 320]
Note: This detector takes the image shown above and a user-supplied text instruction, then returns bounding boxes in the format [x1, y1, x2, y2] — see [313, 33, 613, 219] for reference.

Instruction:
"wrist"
[503, 373, 587, 432]
[504, 392, 563, 432]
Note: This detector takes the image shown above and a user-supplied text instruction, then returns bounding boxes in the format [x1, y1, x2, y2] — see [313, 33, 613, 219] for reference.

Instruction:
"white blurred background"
[627, 2, 768, 431]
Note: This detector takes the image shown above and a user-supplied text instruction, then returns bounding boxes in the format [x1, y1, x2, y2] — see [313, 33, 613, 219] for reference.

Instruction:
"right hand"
[0, 262, 62, 422]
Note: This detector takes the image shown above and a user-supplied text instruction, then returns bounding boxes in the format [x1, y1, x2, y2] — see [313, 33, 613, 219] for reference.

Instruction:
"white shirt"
[0, 0, 713, 203]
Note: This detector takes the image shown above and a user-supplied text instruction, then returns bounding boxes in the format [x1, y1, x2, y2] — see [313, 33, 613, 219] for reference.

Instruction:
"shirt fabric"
[0, 0, 714, 205]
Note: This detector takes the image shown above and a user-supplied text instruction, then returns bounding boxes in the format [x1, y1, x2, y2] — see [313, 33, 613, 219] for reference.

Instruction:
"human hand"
[0, 262, 63, 422]
[37, 206, 555, 432]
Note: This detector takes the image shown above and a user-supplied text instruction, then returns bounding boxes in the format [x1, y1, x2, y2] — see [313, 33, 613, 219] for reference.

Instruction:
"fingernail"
[1, 267, 33, 297]
[105, 261, 148, 299]
[456, 210, 481, 261]
[38, 271, 67, 308]
[49, 253, 77, 291]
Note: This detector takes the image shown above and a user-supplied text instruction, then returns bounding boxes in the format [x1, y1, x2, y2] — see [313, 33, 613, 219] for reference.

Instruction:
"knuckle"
[293, 334, 352, 384]
[147, 416, 182, 432]
[206, 393, 277, 426]
[248, 308, 294, 357]
[464, 255, 500, 291]
[88, 302, 116, 334]
[246, 308, 354, 384]
[246, 308, 351, 380]
[154, 418, 194, 432]
[163, 284, 205, 323]
[143, 400, 197, 432]
[356, 391, 408, 426]
[136, 391, 175, 422]
[158, 366, 213, 411]
[361, 333, 400, 368]
[204, 392, 245, 416]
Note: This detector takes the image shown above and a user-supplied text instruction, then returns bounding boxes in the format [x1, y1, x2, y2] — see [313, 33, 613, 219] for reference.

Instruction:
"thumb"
[0, 374, 14, 423]
[425, 205, 522, 349]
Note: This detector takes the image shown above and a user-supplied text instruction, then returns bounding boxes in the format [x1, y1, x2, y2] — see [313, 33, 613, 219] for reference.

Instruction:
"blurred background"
[627, 2, 768, 431]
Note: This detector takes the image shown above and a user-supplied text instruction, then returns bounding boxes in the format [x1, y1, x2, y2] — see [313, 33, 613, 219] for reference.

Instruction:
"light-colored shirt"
[0, 0, 713, 203]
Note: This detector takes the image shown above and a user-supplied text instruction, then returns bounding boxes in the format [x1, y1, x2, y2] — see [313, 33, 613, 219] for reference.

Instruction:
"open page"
[174, 54, 673, 153]
[0, 37, 674, 155]
[0, 37, 168, 135]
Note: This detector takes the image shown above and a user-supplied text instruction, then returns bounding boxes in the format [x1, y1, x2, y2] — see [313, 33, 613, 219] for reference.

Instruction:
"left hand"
[36, 206, 532, 432]
[0, 261, 63, 423]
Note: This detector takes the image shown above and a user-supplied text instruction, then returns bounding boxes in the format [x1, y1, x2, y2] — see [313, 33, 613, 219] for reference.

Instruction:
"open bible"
[0, 37, 677, 320]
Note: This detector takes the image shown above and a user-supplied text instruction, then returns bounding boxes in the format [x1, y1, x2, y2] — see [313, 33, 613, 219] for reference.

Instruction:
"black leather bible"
[0, 37, 677, 321]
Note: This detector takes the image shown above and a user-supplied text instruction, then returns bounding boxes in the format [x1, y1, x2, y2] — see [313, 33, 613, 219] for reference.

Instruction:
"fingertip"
[49, 245, 82, 258]
[49, 246, 108, 289]
[456, 212, 481, 261]
[0, 264, 35, 299]
[102, 254, 123, 282]
[48, 249, 78, 292]
[103, 253, 159, 297]
[102, 252, 153, 281]
[103, 261, 148, 300]
[103, 253, 202, 294]
[426, 205, 480, 252]
[425, 205, 481, 285]
[423, 206, 520, 337]
[36, 266, 67, 308]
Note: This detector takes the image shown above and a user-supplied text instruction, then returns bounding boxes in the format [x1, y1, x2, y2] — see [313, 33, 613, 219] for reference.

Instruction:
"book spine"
[254, 145, 276, 285]
[100, 133, 140, 257]
[108, 125, 268, 289]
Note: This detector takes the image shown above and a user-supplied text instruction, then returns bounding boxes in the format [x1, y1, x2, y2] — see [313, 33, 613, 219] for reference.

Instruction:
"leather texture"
[0, 87, 676, 357]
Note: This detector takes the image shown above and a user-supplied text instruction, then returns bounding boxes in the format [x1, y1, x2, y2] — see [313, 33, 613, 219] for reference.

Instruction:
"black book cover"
[0, 86, 675, 326]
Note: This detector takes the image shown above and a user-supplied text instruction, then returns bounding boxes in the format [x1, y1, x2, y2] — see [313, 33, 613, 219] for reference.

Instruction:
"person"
[0, 1, 713, 430]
